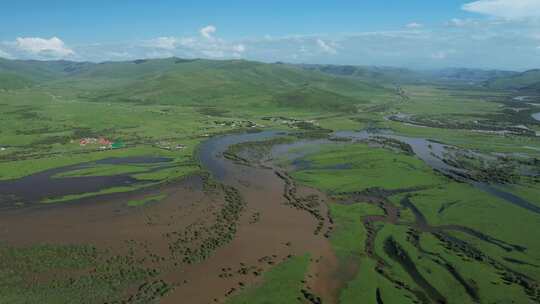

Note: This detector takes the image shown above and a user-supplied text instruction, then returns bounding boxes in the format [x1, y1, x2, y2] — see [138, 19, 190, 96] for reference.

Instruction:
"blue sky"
[1, 0, 540, 70]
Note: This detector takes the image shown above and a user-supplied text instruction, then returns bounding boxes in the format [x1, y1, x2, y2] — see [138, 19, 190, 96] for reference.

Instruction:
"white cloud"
[145, 50, 175, 59]
[151, 37, 178, 50]
[233, 44, 246, 53]
[176, 37, 196, 48]
[431, 51, 448, 59]
[406, 22, 423, 29]
[201, 50, 225, 58]
[447, 18, 476, 27]
[463, 0, 540, 19]
[200, 25, 217, 40]
[316, 39, 337, 54]
[107, 51, 133, 59]
[15, 37, 74, 57]
[431, 50, 456, 60]
[0, 49, 14, 59]
[3, 20, 540, 70]
[127, 27, 246, 60]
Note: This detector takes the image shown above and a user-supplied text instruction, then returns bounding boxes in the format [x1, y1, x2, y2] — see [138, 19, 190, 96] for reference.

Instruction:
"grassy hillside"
[300, 64, 517, 85]
[430, 68, 517, 84]
[299, 64, 420, 84]
[486, 69, 540, 91]
[40, 58, 392, 111]
[0, 72, 33, 90]
[0, 57, 394, 185]
[0, 58, 93, 83]
[273, 86, 363, 112]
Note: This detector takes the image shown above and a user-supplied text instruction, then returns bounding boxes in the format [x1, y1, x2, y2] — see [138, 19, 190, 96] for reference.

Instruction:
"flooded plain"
[0, 156, 172, 207]
[0, 129, 538, 303]
[0, 131, 340, 303]
[332, 130, 539, 214]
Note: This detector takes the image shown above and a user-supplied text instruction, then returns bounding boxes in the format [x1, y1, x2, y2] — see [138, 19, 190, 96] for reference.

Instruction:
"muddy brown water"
[169, 130, 341, 303]
[0, 129, 537, 303]
[0, 132, 341, 304]
[0, 156, 172, 206]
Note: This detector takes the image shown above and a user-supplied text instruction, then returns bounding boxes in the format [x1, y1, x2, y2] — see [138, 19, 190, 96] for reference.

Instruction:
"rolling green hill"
[299, 64, 422, 84]
[0, 72, 33, 90]
[300, 64, 517, 85]
[0, 58, 93, 82]
[34, 58, 392, 112]
[486, 69, 540, 91]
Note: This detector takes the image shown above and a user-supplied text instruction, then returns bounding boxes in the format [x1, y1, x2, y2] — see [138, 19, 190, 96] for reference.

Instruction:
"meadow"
[1, 57, 539, 303]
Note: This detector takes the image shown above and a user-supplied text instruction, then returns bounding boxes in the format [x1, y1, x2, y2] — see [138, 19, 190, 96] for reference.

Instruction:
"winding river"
[0, 129, 537, 215]
[513, 96, 540, 122]
[200, 130, 539, 215]
[335, 131, 539, 214]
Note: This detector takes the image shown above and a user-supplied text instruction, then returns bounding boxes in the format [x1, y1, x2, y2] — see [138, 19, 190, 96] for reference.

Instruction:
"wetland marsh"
[1, 57, 539, 303]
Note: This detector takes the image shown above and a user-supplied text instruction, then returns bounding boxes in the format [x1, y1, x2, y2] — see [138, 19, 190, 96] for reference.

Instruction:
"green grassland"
[486, 69, 540, 91]
[227, 255, 311, 304]
[286, 138, 540, 303]
[0, 243, 162, 304]
[329, 203, 384, 261]
[328, 204, 420, 303]
[0, 58, 397, 204]
[395, 85, 503, 117]
[292, 143, 446, 193]
[1, 57, 540, 303]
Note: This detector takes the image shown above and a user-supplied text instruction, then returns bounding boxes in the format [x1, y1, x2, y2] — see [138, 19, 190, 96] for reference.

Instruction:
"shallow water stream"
[333, 130, 539, 214]
[200, 129, 538, 215]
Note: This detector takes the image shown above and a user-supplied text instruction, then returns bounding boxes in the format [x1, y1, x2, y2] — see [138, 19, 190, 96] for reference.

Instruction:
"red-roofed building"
[99, 137, 112, 145]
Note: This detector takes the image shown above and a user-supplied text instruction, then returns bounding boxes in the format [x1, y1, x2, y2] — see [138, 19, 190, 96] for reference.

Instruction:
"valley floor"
[1, 61, 539, 303]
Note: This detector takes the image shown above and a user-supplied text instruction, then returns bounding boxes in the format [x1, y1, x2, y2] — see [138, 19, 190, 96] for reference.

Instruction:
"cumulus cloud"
[463, 0, 540, 19]
[2, 20, 540, 70]
[151, 37, 178, 50]
[136, 26, 247, 59]
[406, 22, 424, 29]
[200, 25, 217, 40]
[431, 50, 455, 60]
[316, 39, 337, 54]
[234, 44, 246, 52]
[0, 48, 14, 59]
[447, 18, 479, 27]
[107, 51, 133, 59]
[15, 37, 74, 57]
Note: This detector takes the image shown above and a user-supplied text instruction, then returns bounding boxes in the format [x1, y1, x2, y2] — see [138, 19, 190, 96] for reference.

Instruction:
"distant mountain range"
[1, 57, 537, 95]
[0, 57, 392, 112]
[297, 64, 519, 86]
[485, 69, 540, 92]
